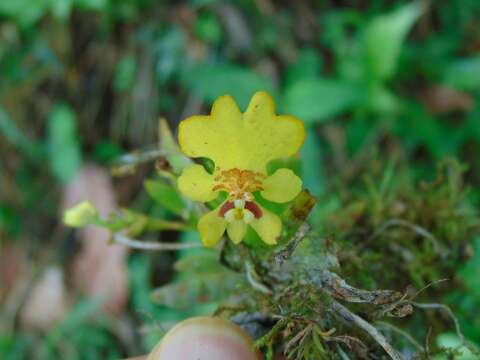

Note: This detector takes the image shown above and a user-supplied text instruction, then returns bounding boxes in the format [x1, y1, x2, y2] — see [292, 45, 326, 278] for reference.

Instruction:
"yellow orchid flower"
[177, 91, 305, 247]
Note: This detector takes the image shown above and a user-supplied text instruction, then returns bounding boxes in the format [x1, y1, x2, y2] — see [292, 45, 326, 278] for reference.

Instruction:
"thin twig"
[284, 323, 313, 355]
[332, 301, 404, 360]
[245, 261, 272, 294]
[413, 302, 479, 357]
[376, 321, 424, 351]
[372, 218, 447, 257]
[411, 302, 463, 343]
[273, 222, 311, 264]
[112, 233, 202, 251]
[254, 317, 289, 348]
[425, 327, 432, 359]
[410, 279, 449, 300]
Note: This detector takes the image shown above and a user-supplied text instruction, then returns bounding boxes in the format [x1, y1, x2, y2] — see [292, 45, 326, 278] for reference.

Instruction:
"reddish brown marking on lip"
[245, 201, 262, 219]
[219, 201, 235, 217]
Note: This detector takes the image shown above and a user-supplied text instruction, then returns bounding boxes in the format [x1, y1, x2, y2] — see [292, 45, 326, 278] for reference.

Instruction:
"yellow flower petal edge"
[226, 220, 248, 245]
[177, 164, 217, 202]
[250, 205, 282, 245]
[177, 92, 305, 246]
[198, 206, 227, 247]
[261, 168, 302, 203]
[178, 92, 305, 172]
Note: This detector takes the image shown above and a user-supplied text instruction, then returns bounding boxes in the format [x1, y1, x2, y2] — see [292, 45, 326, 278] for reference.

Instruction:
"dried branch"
[332, 301, 405, 360]
[320, 270, 402, 305]
[273, 222, 311, 264]
[284, 323, 314, 355]
[112, 233, 202, 251]
[376, 321, 424, 351]
[245, 261, 272, 294]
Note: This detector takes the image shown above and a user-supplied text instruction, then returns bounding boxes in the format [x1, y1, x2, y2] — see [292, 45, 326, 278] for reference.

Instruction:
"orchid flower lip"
[219, 200, 262, 220]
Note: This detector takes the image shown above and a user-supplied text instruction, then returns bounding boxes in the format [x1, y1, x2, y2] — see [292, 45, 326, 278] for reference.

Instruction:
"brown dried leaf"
[0, 244, 26, 303]
[422, 86, 474, 114]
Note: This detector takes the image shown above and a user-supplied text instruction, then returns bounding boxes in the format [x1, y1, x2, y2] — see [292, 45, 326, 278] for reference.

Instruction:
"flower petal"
[178, 95, 242, 169]
[178, 164, 217, 202]
[250, 205, 281, 245]
[178, 92, 305, 173]
[242, 92, 306, 171]
[261, 168, 302, 203]
[198, 206, 227, 247]
[226, 220, 248, 244]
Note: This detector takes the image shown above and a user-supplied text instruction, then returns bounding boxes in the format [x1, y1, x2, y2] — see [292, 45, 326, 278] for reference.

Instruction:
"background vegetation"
[0, 0, 479, 359]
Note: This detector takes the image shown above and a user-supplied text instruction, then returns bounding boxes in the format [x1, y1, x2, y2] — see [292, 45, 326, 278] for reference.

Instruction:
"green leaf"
[47, 104, 82, 183]
[152, 252, 242, 310]
[174, 250, 223, 273]
[158, 118, 190, 175]
[434, 333, 477, 360]
[51, 0, 73, 20]
[0, 205, 21, 237]
[444, 56, 480, 90]
[145, 180, 186, 215]
[181, 64, 273, 109]
[0, 0, 50, 26]
[362, 2, 423, 81]
[0, 106, 38, 159]
[74, 0, 108, 11]
[194, 12, 223, 45]
[301, 129, 324, 196]
[283, 78, 362, 124]
[285, 48, 323, 87]
[113, 55, 137, 92]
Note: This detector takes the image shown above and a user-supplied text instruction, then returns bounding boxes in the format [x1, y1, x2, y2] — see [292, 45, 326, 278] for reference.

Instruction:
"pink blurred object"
[62, 164, 129, 315]
[147, 317, 260, 360]
[20, 266, 69, 330]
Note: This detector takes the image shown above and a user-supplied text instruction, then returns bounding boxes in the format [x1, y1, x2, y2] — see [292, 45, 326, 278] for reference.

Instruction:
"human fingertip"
[147, 316, 259, 360]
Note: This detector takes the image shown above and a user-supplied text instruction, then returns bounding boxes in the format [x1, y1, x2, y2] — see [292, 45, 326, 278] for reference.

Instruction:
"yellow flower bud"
[63, 201, 98, 228]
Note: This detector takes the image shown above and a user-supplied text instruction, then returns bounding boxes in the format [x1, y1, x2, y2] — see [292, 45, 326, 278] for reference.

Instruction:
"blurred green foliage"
[1, 0, 480, 359]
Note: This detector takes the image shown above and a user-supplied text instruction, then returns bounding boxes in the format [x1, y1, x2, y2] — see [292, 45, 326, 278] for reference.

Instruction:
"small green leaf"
[145, 180, 185, 215]
[0, 205, 21, 237]
[283, 78, 362, 124]
[444, 56, 480, 90]
[51, 0, 73, 20]
[301, 129, 324, 196]
[158, 118, 190, 174]
[0, 0, 49, 26]
[285, 48, 323, 87]
[151, 252, 242, 310]
[181, 64, 273, 109]
[174, 251, 222, 273]
[47, 104, 82, 183]
[194, 12, 223, 45]
[74, 0, 108, 11]
[434, 333, 477, 360]
[362, 2, 423, 81]
[0, 106, 38, 159]
[113, 55, 137, 92]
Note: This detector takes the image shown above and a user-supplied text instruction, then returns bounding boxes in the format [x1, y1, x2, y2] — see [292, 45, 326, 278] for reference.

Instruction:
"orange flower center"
[212, 167, 266, 201]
